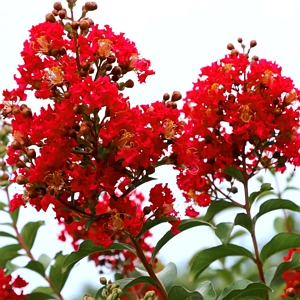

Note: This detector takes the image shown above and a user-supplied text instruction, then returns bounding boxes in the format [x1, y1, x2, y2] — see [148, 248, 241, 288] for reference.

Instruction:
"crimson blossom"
[174, 45, 300, 216]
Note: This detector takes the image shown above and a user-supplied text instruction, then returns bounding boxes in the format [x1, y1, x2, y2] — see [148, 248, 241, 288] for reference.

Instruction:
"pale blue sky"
[0, 0, 300, 298]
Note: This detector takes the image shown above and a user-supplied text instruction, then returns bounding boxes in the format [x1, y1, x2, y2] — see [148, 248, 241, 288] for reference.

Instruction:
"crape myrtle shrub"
[1, 1, 300, 299]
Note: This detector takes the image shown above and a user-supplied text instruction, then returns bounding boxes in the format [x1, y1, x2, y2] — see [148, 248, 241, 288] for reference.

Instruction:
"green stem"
[130, 236, 168, 300]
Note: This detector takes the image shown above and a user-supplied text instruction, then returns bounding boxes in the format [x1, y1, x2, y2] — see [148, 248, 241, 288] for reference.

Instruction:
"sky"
[0, 0, 300, 298]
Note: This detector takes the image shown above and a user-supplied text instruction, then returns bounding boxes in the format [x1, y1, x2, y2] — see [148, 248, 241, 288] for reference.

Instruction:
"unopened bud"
[79, 20, 90, 31]
[231, 49, 239, 56]
[87, 18, 94, 26]
[53, 2, 63, 11]
[16, 175, 29, 185]
[111, 66, 122, 76]
[171, 91, 182, 102]
[1, 173, 9, 181]
[125, 79, 134, 88]
[79, 125, 90, 136]
[85, 1, 98, 11]
[71, 21, 79, 30]
[58, 9, 66, 19]
[27, 149, 36, 159]
[99, 277, 107, 285]
[227, 43, 235, 50]
[274, 107, 282, 117]
[11, 140, 22, 150]
[81, 61, 90, 71]
[250, 40, 257, 48]
[286, 287, 296, 297]
[22, 107, 32, 118]
[16, 160, 26, 168]
[45, 13, 56, 23]
[59, 47, 67, 55]
[143, 206, 152, 215]
[237, 37, 243, 43]
[107, 56, 116, 64]
[251, 55, 259, 62]
[163, 93, 170, 101]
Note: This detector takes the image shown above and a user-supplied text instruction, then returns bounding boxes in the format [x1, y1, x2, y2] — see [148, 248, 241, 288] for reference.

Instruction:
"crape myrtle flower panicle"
[0, 268, 28, 300]
[174, 49, 300, 216]
[1, 1, 183, 248]
[281, 248, 300, 299]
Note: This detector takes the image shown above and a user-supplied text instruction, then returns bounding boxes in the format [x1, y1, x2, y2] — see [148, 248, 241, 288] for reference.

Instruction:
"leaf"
[26, 292, 56, 300]
[253, 199, 300, 224]
[204, 200, 239, 222]
[10, 207, 19, 225]
[264, 267, 277, 286]
[260, 233, 300, 263]
[215, 222, 234, 245]
[190, 244, 255, 280]
[135, 262, 177, 292]
[0, 201, 7, 209]
[223, 166, 244, 183]
[49, 252, 72, 293]
[0, 231, 18, 240]
[62, 240, 136, 273]
[136, 216, 177, 239]
[5, 261, 20, 275]
[151, 219, 214, 264]
[217, 280, 272, 300]
[0, 244, 22, 268]
[196, 281, 217, 300]
[234, 213, 252, 232]
[38, 254, 52, 271]
[168, 285, 204, 300]
[24, 260, 45, 277]
[249, 183, 273, 205]
[228, 230, 247, 243]
[20, 221, 45, 250]
[271, 252, 300, 283]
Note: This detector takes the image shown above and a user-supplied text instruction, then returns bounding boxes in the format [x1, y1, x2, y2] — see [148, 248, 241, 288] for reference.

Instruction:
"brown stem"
[242, 173, 269, 299]
[5, 187, 64, 300]
[130, 236, 168, 300]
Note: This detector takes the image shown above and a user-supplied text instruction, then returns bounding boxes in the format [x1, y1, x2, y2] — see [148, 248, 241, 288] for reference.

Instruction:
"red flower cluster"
[2, 2, 180, 252]
[281, 248, 300, 298]
[0, 269, 28, 300]
[175, 53, 300, 216]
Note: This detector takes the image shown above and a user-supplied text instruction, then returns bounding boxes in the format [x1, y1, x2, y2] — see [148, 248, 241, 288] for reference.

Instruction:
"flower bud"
[250, 40, 257, 48]
[16, 160, 26, 168]
[227, 43, 235, 50]
[107, 56, 116, 64]
[237, 37, 243, 43]
[171, 91, 182, 102]
[1, 173, 9, 181]
[53, 2, 63, 10]
[163, 93, 170, 101]
[16, 175, 29, 185]
[85, 1, 98, 11]
[64, 91, 71, 99]
[11, 140, 22, 150]
[251, 55, 259, 61]
[22, 107, 32, 118]
[52, 9, 59, 16]
[87, 18, 94, 26]
[71, 21, 79, 30]
[59, 47, 67, 55]
[274, 107, 282, 117]
[125, 79, 134, 88]
[111, 66, 122, 76]
[45, 13, 56, 23]
[81, 61, 90, 71]
[286, 287, 296, 297]
[79, 20, 90, 31]
[99, 277, 107, 285]
[143, 206, 152, 215]
[58, 9, 66, 19]
[27, 149, 36, 159]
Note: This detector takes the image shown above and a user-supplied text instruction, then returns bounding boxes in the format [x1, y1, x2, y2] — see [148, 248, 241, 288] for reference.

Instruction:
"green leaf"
[196, 281, 217, 300]
[26, 292, 56, 300]
[49, 252, 72, 293]
[253, 199, 300, 224]
[38, 254, 52, 271]
[168, 285, 203, 300]
[215, 222, 234, 245]
[135, 263, 177, 292]
[234, 213, 252, 232]
[10, 207, 20, 225]
[271, 252, 300, 283]
[223, 166, 244, 183]
[249, 183, 273, 205]
[5, 261, 20, 275]
[20, 221, 45, 250]
[0, 231, 18, 240]
[62, 240, 136, 273]
[136, 216, 177, 239]
[217, 280, 272, 300]
[0, 244, 22, 268]
[260, 233, 300, 263]
[264, 267, 277, 286]
[0, 201, 7, 209]
[190, 244, 255, 280]
[228, 230, 247, 243]
[151, 219, 214, 264]
[24, 260, 45, 277]
[204, 200, 239, 222]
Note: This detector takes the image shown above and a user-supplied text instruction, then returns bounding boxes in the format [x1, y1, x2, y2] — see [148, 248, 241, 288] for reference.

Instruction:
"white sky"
[1, 0, 300, 298]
